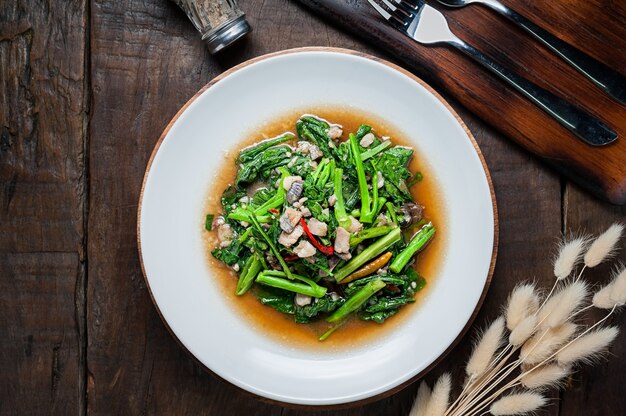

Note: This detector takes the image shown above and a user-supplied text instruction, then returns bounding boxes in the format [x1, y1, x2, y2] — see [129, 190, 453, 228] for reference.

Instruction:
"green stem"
[334, 228, 401, 282]
[236, 253, 263, 295]
[253, 194, 283, 216]
[238, 134, 292, 162]
[319, 319, 347, 341]
[366, 168, 379, 222]
[317, 159, 334, 188]
[389, 222, 436, 273]
[229, 211, 270, 223]
[333, 167, 352, 229]
[252, 167, 290, 216]
[385, 202, 398, 225]
[349, 133, 374, 223]
[327, 279, 386, 322]
[247, 211, 293, 279]
[374, 197, 387, 218]
[238, 228, 252, 243]
[228, 210, 271, 223]
[256, 271, 327, 298]
[350, 225, 395, 246]
[360, 140, 391, 161]
[311, 158, 327, 183]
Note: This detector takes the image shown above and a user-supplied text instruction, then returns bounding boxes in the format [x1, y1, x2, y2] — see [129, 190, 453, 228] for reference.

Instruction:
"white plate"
[138, 48, 497, 406]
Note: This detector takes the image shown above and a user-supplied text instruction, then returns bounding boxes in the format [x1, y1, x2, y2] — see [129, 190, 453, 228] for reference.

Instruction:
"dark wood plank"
[87, 0, 269, 414]
[86, 1, 619, 416]
[295, 0, 626, 204]
[559, 185, 626, 416]
[0, 253, 82, 414]
[0, 0, 88, 413]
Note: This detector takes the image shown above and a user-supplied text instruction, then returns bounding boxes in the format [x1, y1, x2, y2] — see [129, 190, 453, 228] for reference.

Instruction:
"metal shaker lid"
[204, 15, 251, 54]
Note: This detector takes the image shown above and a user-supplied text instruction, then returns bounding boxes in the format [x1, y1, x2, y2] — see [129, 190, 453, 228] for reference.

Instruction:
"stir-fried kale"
[204, 214, 214, 231]
[208, 114, 436, 341]
[364, 295, 415, 313]
[344, 274, 406, 297]
[249, 188, 274, 207]
[292, 252, 330, 279]
[239, 134, 292, 163]
[295, 294, 345, 323]
[375, 146, 415, 203]
[296, 116, 336, 158]
[256, 287, 295, 315]
[236, 145, 292, 186]
[212, 239, 246, 266]
[220, 185, 246, 215]
[360, 309, 398, 323]
[303, 158, 334, 203]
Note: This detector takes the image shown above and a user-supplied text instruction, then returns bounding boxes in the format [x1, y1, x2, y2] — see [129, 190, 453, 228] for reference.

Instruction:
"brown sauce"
[203, 107, 447, 349]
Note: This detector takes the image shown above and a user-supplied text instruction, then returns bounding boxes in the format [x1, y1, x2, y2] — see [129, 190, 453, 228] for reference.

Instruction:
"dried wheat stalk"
[410, 223, 625, 416]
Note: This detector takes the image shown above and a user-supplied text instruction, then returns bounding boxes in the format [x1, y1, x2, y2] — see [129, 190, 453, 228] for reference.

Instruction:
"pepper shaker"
[171, 0, 251, 54]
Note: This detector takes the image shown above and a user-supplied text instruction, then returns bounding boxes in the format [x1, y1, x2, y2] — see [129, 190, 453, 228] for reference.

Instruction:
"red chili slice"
[268, 208, 280, 215]
[283, 254, 300, 261]
[300, 218, 334, 256]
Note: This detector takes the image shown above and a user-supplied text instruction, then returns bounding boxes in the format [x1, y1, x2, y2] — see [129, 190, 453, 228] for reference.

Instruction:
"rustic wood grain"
[294, 0, 626, 204]
[560, 185, 626, 415]
[86, 1, 218, 413]
[1, 0, 624, 414]
[0, 0, 88, 414]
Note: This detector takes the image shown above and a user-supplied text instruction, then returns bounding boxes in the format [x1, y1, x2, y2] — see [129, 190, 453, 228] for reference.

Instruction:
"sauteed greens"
[208, 116, 435, 340]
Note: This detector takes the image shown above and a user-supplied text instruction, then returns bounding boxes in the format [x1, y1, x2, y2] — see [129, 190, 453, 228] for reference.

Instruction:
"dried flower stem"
[449, 350, 520, 415]
[453, 358, 522, 416]
[444, 377, 475, 416]
[417, 224, 624, 416]
[462, 300, 601, 415]
[456, 291, 585, 415]
[576, 265, 588, 281]
[569, 303, 593, 320]
[538, 280, 559, 311]
[461, 308, 617, 416]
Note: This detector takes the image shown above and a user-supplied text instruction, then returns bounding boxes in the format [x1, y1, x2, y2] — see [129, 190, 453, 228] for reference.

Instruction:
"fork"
[436, 0, 626, 105]
[367, 0, 617, 146]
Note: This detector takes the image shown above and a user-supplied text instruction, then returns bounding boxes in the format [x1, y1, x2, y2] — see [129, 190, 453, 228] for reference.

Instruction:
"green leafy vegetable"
[333, 167, 352, 230]
[361, 140, 391, 161]
[327, 279, 386, 323]
[239, 134, 292, 163]
[208, 115, 437, 341]
[256, 287, 295, 314]
[364, 295, 415, 313]
[211, 239, 245, 266]
[247, 211, 293, 279]
[296, 116, 335, 158]
[256, 271, 327, 298]
[390, 222, 436, 273]
[295, 295, 344, 323]
[334, 227, 401, 282]
[360, 309, 398, 323]
[236, 146, 291, 186]
[205, 214, 214, 231]
[349, 133, 376, 223]
[236, 252, 264, 295]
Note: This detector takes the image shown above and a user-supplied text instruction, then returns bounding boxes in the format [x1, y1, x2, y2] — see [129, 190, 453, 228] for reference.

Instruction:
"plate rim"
[136, 46, 499, 408]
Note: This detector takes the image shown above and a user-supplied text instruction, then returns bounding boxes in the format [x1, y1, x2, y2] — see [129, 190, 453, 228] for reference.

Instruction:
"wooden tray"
[295, 0, 626, 204]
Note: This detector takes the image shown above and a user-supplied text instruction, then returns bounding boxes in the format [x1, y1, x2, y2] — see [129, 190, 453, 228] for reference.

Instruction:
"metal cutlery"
[367, 0, 617, 146]
[436, 0, 626, 105]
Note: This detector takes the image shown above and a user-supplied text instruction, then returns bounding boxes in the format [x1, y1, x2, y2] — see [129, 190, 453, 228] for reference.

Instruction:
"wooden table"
[1, 0, 624, 414]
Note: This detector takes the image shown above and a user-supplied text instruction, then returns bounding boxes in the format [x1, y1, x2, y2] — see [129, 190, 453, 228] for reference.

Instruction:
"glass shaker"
[171, 0, 251, 54]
